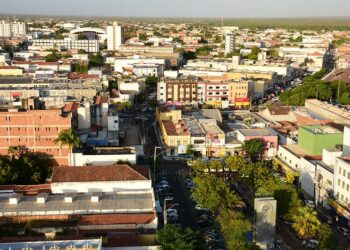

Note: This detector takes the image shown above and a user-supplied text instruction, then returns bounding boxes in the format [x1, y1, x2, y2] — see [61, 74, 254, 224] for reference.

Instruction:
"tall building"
[0, 109, 72, 166]
[32, 38, 99, 53]
[225, 32, 235, 55]
[0, 20, 26, 37]
[107, 22, 123, 51]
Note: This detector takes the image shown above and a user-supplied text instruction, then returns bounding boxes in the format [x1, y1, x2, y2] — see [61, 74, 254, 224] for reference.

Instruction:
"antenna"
[221, 17, 224, 28]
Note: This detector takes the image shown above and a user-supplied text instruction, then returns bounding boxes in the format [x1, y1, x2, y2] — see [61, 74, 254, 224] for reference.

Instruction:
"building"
[0, 165, 157, 232]
[0, 240, 102, 250]
[0, 66, 23, 76]
[298, 125, 343, 155]
[228, 80, 254, 103]
[32, 38, 99, 53]
[236, 128, 279, 158]
[160, 119, 191, 152]
[133, 64, 164, 77]
[225, 32, 235, 55]
[107, 22, 123, 51]
[118, 45, 175, 54]
[305, 99, 350, 126]
[0, 109, 72, 165]
[0, 20, 26, 37]
[158, 77, 198, 104]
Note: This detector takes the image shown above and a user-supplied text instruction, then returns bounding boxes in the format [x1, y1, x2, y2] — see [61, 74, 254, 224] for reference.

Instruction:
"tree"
[192, 174, 243, 211]
[216, 209, 257, 250]
[145, 76, 158, 88]
[196, 46, 212, 56]
[157, 224, 204, 250]
[247, 47, 261, 60]
[54, 129, 82, 151]
[291, 206, 320, 240]
[45, 51, 62, 62]
[242, 138, 265, 161]
[225, 155, 246, 172]
[139, 33, 148, 41]
[89, 52, 104, 67]
[186, 144, 194, 155]
[183, 51, 197, 61]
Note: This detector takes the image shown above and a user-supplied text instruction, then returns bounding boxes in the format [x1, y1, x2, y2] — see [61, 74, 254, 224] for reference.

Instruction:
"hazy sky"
[1, 0, 349, 18]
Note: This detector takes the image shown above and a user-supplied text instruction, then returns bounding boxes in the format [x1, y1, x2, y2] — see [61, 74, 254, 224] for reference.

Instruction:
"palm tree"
[291, 206, 321, 245]
[54, 129, 82, 165]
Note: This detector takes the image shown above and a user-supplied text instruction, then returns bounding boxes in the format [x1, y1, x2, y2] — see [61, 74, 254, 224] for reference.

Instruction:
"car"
[304, 200, 315, 208]
[159, 180, 169, 186]
[337, 226, 350, 237]
[301, 240, 319, 248]
[167, 208, 178, 215]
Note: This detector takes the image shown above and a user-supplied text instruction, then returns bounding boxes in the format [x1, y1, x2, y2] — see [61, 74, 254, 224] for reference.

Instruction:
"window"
[342, 181, 345, 188]
[347, 184, 349, 191]
[343, 169, 346, 177]
[338, 179, 341, 186]
[339, 167, 342, 173]
[348, 172, 350, 179]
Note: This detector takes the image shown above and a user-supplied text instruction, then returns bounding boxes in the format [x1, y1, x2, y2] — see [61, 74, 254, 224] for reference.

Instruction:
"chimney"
[9, 193, 22, 205]
[91, 192, 101, 203]
[64, 193, 75, 203]
[36, 193, 48, 204]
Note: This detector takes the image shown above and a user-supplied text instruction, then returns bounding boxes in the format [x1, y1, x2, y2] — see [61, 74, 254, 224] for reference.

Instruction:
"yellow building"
[226, 71, 277, 84]
[160, 119, 191, 148]
[0, 67, 23, 76]
[156, 106, 182, 123]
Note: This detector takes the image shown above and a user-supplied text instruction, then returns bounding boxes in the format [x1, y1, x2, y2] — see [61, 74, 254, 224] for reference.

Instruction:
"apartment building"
[0, 20, 26, 37]
[32, 38, 99, 53]
[225, 32, 235, 55]
[201, 81, 229, 108]
[107, 22, 123, 50]
[118, 45, 175, 54]
[0, 109, 72, 165]
[160, 119, 191, 155]
[158, 77, 199, 104]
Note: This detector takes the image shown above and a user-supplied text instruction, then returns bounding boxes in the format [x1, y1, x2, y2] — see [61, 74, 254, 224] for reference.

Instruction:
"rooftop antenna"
[221, 17, 224, 28]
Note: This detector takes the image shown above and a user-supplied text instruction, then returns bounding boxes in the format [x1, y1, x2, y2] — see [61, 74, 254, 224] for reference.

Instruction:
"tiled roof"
[0, 184, 51, 195]
[162, 120, 190, 136]
[268, 106, 291, 115]
[52, 165, 149, 183]
[94, 95, 109, 105]
[63, 102, 79, 112]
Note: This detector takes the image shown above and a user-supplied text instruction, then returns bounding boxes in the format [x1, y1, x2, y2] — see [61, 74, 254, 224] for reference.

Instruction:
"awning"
[328, 198, 350, 220]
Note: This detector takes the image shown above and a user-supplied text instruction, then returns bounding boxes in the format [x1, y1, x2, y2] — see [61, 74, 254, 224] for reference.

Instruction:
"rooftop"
[301, 125, 342, 135]
[199, 119, 224, 135]
[183, 116, 205, 136]
[0, 239, 102, 250]
[52, 165, 149, 183]
[0, 192, 154, 216]
[162, 120, 190, 136]
[238, 128, 278, 137]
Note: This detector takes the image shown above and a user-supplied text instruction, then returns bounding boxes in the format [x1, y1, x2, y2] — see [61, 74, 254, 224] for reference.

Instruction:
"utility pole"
[153, 146, 162, 183]
[316, 85, 319, 100]
[338, 79, 341, 100]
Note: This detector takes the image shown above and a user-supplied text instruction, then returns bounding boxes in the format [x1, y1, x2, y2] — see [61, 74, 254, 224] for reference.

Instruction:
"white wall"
[72, 152, 137, 166]
[51, 180, 152, 194]
[299, 158, 317, 197]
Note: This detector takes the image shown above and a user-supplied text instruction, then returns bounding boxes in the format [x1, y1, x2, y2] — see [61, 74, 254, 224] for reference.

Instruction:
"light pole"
[153, 146, 162, 183]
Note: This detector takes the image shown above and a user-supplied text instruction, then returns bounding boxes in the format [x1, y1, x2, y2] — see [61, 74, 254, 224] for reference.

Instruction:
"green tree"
[192, 174, 243, 211]
[196, 46, 212, 56]
[54, 129, 82, 151]
[183, 51, 197, 61]
[145, 76, 158, 88]
[45, 51, 62, 62]
[216, 209, 257, 250]
[157, 224, 204, 250]
[317, 223, 336, 250]
[225, 155, 246, 172]
[291, 206, 321, 240]
[89, 52, 104, 67]
[139, 33, 148, 41]
[242, 138, 265, 161]
[247, 47, 261, 60]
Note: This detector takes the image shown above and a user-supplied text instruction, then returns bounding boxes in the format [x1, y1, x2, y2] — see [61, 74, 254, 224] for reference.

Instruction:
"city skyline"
[1, 0, 350, 18]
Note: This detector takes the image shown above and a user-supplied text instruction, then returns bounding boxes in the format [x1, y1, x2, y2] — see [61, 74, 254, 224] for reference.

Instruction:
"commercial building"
[32, 38, 99, 53]
[0, 20, 26, 37]
[225, 32, 235, 55]
[118, 45, 175, 54]
[107, 22, 123, 50]
[160, 119, 191, 151]
[0, 109, 72, 165]
[0, 66, 23, 76]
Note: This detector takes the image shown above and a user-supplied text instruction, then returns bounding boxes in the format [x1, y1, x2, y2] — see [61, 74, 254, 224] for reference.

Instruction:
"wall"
[334, 158, 350, 207]
[51, 180, 152, 193]
[298, 127, 343, 155]
[71, 152, 137, 166]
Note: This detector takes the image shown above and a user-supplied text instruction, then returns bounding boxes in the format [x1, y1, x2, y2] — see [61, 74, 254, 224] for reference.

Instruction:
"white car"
[301, 240, 319, 249]
[304, 200, 315, 208]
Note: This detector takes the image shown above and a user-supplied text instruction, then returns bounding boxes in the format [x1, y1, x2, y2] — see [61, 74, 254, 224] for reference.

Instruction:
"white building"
[107, 22, 123, 51]
[32, 38, 99, 53]
[133, 64, 164, 77]
[225, 32, 235, 55]
[0, 20, 26, 37]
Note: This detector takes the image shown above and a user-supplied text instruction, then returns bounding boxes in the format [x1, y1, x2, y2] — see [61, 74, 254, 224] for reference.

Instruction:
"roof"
[63, 102, 79, 112]
[78, 213, 156, 226]
[238, 128, 278, 137]
[0, 184, 51, 195]
[52, 165, 149, 183]
[0, 76, 31, 84]
[68, 73, 99, 80]
[161, 120, 190, 136]
[94, 95, 109, 105]
[323, 68, 350, 84]
[268, 106, 291, 116]
[0, 192, 154, 216]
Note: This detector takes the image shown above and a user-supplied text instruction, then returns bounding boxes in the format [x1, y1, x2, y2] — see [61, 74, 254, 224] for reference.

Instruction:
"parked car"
[304, 200, 315, 208]
[337, 226, 350, 237]
[301, 240, 319, 248]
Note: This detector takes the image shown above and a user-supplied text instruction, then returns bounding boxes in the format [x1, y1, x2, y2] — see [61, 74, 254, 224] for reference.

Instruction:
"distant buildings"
[225, 32, 235, 55]
[107, 22, 123, 50]
[0, 20, 26, 38]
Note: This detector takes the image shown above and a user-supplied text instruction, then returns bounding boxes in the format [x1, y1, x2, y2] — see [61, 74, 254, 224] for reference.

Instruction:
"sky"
[1, 0, 350, 18]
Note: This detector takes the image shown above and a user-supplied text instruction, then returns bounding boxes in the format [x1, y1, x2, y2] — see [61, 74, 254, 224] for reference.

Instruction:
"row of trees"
[280, 68, 350, 106]
[189, 144, 337, 249]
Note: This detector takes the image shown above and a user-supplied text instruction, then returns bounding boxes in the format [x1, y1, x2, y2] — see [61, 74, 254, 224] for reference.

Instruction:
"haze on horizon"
[1, 0, 350, 18]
